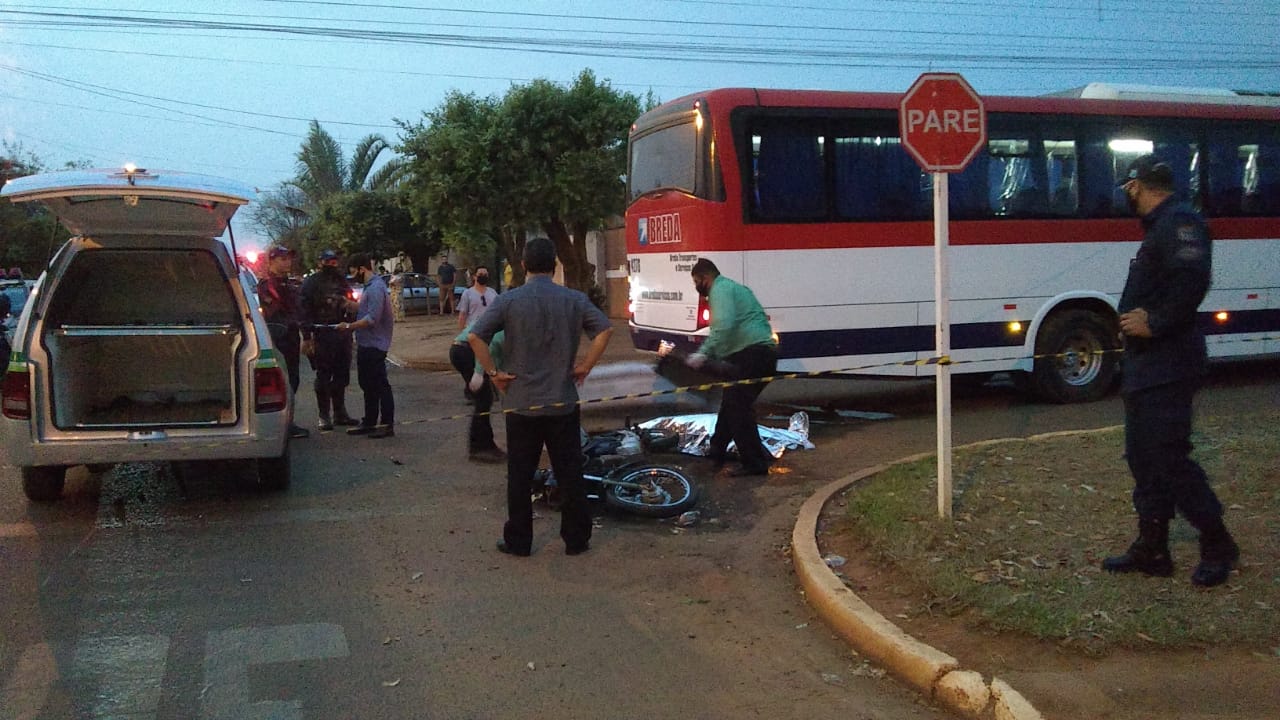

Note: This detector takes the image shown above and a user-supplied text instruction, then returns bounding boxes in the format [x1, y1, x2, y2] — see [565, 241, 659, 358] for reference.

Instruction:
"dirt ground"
[817, 488, 1280, 720]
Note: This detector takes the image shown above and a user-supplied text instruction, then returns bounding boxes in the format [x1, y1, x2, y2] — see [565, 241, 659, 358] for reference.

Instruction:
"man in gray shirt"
[469, 237, 612, 556]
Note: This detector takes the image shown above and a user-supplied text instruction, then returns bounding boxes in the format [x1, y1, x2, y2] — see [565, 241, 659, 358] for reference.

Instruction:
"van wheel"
[21, 466, 67, 502]
[1027, 309, 1119, 403]
[258, 445, 291, 492]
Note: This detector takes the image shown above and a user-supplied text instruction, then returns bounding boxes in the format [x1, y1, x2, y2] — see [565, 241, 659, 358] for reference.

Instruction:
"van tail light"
[695, 296, 711, 330]
[2, 369, 31, 419]
[254, 366, 288, 413]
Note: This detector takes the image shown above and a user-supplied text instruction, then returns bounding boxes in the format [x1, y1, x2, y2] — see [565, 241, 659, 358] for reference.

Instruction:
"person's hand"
[301, 339, 316, 358]
[572, 363, 594, 385]
[686, 352, 708, 370]
[468, 372, 485, 394]
[1119, 308, 1152, 338]
[491, 370, 516, 394]
[656, 340, 675, 358]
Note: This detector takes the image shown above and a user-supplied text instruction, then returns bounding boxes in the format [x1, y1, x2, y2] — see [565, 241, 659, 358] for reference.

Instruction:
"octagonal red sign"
[899, 73, 986, 173]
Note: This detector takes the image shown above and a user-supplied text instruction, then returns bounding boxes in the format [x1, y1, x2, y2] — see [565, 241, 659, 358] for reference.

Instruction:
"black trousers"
[270, 323, 302, 394]
[1124, 377, 1222, 528]
[709, 343, 777, 472]
[449, 343, 496, 452]
[356, 345, 394, 427]
[312, 327, 352, 394]
[504, 410, 590, 553]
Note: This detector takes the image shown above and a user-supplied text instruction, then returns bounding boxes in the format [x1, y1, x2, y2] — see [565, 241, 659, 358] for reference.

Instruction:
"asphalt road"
[2, 356, 1276, 719]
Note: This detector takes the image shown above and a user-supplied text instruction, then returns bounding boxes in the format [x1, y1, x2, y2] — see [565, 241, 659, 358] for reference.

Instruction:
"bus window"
[1205, 130, 1280, 216]
[750, 121, 825, 221]
[833, 135, 928, 221]
[629, 120, 698, 202]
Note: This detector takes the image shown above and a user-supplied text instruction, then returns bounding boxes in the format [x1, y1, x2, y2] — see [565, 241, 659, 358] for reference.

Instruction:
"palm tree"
[292, 120, 406, 207]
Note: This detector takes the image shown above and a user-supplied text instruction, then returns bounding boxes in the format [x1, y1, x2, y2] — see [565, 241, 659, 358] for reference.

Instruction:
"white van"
[1, 167, 292, 502]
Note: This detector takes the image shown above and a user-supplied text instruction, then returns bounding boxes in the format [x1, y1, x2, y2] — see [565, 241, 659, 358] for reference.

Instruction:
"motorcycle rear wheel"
[603, 465, 698, 518]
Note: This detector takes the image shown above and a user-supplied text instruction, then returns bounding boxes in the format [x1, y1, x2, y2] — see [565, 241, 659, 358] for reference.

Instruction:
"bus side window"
[752, 125, 825, 220]
[833, 136, 927, 221]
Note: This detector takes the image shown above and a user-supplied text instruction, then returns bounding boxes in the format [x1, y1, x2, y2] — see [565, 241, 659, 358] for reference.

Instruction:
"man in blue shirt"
[339, 253, 395, 439]
[469, 237, 613, 557]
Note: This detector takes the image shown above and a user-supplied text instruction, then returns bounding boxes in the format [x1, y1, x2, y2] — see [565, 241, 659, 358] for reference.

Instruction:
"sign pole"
[933, 172, 953, 519]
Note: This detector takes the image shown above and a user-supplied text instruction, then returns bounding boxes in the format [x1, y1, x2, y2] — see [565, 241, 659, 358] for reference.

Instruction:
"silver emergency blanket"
[638, 412, 814, 459]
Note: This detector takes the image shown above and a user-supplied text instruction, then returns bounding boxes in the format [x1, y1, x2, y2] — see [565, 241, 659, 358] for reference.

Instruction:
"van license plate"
[128, 430, 168, 442]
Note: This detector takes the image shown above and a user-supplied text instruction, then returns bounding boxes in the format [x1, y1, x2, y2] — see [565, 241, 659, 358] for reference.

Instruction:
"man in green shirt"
[688, 258, 778, 476]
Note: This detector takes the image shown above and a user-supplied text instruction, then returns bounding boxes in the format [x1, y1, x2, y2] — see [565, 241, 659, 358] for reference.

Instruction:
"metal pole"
[933, 171, 953, 519]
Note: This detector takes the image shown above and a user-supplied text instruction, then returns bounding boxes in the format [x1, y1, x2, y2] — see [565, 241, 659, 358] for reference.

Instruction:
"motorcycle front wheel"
[603, 464, 699, 518]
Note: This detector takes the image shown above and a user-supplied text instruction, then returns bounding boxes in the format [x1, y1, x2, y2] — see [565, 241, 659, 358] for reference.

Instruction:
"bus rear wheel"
[1027, 309, 1119, 403]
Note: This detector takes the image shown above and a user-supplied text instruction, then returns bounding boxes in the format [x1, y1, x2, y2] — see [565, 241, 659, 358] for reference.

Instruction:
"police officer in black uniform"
[260, 245, 310, 439]
[301, 249, 359, 431]
[1102, 154, 1238, 588]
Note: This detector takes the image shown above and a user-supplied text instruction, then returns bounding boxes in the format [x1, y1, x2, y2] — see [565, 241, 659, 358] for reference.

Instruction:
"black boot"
[331, 390, 360, 426]
[1102, 517, 1174, 577]
[315, 387, 333, 431]
[1191, 518, 1239, 588]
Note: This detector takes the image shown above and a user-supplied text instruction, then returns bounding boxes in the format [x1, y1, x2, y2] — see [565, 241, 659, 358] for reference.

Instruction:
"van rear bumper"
[3, 414, 290, 468]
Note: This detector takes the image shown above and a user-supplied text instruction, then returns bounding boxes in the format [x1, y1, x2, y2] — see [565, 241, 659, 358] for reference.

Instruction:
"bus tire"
[1028, 309, 1119, 403]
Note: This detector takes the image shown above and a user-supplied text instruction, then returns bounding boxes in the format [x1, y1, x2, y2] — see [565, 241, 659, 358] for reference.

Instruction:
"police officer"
[301, 249, 359, 431]
[1102, 154, 1238, 588]
[260, 245, 310, 439]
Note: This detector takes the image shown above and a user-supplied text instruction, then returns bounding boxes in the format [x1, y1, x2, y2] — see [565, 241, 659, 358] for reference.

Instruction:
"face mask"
[475, 273, 488, 285]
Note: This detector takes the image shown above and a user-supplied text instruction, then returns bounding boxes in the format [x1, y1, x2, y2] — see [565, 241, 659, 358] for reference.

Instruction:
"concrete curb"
[789, 434, 1104, 720]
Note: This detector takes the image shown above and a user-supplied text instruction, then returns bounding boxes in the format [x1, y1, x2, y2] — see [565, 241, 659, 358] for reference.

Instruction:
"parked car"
[0, 167, 293, 503]
[1, 278, 34, 345]
[385, 272, 464, 314]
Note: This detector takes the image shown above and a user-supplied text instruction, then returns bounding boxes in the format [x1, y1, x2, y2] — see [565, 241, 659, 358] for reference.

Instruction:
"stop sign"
[899, 73, 986, 173]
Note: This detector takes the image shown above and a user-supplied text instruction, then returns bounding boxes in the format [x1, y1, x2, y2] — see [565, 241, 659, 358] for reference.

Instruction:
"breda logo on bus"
[637, 213, 682, 246]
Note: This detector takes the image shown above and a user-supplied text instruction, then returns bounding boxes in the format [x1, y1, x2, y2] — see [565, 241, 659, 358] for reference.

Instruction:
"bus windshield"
[628, 121, 698, 202]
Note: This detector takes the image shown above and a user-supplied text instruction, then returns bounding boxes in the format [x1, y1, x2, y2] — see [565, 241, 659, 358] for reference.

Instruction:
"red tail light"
[2, 369, 31, 419]
[695, 296, 711, 330]
[254, 366, 287, 413]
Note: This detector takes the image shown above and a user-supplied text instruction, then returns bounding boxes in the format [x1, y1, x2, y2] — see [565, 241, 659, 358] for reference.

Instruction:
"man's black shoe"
[333, 415, 361, 427]
[289, 424, 311, 439]
[346, 424, 377, 436]
[565, 543, 590, 556]
[368, 425, 395, 439]
[317, 415, 334, 432]
[496, 540, 530, 557]
[1102, 542, 1174, 577]
[1191, 534, 1240, 588]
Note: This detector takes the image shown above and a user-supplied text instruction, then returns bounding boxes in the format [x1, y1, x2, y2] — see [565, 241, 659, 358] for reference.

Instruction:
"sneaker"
[317, 415, 334, 431]
[368, 425, 395, 439]
[289, 424, 311, 439]
[333, 414, 361, 427]
[346, 424, 377, 436]
[468, 447, 507, 464]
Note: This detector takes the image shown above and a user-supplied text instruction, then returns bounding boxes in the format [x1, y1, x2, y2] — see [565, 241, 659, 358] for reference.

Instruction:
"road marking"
[74, 634, 171, 719]
[0, 642, 57, 720]
[202, 623, 350, 720]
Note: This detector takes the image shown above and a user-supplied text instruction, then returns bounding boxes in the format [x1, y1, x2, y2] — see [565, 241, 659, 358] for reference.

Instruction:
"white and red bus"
[625, 84, 1280, 402]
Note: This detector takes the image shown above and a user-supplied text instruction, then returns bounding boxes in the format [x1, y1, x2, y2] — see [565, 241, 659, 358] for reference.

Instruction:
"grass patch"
[836, 409, 1280, 652]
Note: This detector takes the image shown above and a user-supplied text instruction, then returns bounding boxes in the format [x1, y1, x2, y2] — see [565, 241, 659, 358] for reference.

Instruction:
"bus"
[624, 84, 1280, 402]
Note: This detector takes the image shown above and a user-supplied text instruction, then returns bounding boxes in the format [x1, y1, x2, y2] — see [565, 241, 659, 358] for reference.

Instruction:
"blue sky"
[1, 0, 1277, 246]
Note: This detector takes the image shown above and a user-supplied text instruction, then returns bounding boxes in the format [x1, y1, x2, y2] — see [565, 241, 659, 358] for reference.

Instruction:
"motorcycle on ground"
[533, 424, 699, 519]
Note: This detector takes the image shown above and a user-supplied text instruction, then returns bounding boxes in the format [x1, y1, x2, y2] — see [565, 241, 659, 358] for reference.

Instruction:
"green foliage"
[837, 416, 1280, 651]
[397, 69, 641, 290]
[310, 190, 437, 264]
[1, 143, 72, 273]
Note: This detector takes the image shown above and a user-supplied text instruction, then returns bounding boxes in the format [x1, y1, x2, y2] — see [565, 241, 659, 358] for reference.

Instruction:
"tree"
[398, 71, 641, 291]
[0, 143, 72, 274]
[255, 121, 410, 264]
[398, 91, 532, 287]
[311, 190, 439, 270]
[499, 70, 640, 291]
